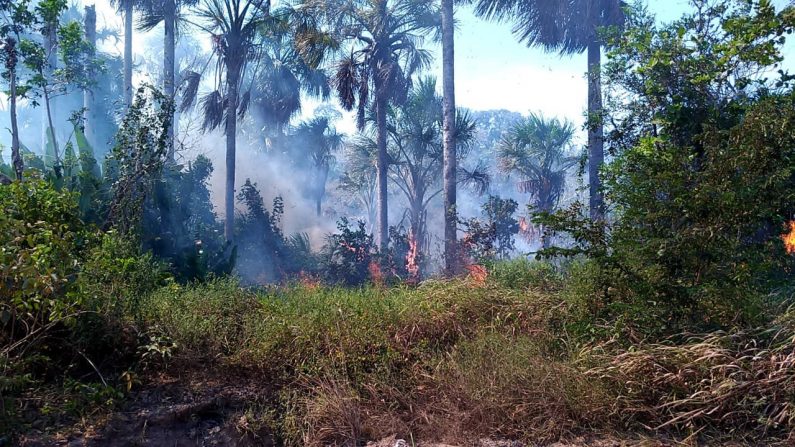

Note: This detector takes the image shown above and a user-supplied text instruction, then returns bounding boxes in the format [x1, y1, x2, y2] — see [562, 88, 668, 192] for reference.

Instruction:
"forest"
[2, 0, 795, 445]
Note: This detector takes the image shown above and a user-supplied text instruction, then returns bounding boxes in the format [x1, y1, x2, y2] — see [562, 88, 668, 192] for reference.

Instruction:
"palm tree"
[109, 0, 138, 109]
[345, 77, 483, 270]
[473, 0, 624, 221]
[441, 0, 457, 275]
[137, 0, 200, 157]
[307, 0, 437, 253]
[498, 113, 577, 248]
[386, 77, 477, 261]
[251, 9, 332, 142]
[289, 116, 343, 216]
[195, 0, 270, 242]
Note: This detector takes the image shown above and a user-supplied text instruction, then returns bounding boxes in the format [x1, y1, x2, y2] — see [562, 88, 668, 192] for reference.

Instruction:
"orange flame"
[465, 264, 488, 287]
[298, 271, 320, 290]
[369, 261, 384, 288]
[406, 231, 420, 283]
[783, 221, 795, 254]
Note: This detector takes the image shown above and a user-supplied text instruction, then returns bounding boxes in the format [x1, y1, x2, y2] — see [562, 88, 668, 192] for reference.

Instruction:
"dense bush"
[537, 3, 795, 335]
[0, 179, 92, 356]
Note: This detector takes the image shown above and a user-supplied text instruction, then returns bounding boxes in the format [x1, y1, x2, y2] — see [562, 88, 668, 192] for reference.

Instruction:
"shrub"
[0, 179, 91, 357]
[321, 218, 377, 286]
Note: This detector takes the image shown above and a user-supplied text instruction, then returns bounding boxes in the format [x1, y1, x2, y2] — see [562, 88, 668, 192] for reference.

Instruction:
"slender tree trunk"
[316, 197, 321, 217]
[375, 92, 389, 254]
[441, 0, 457, 276]
[124, 0, 133, 109]
[164, 0, 176, 159]
[43, 87, 61, 177]
[83, 5, 96, 148]
[6, 38, 23, 180]
[224, 66, 239, 242]
[587, 38, 604, 221]
[43, 23, 58, 170]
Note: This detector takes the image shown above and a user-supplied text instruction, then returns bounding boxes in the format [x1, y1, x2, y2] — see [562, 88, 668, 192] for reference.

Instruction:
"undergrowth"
[131, 264, 795, 445]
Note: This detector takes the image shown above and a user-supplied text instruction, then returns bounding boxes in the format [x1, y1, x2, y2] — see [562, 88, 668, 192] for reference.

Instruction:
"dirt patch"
[16, 367, 275, 447]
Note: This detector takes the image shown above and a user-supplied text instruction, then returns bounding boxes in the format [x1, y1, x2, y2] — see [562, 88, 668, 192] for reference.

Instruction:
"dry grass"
[584, 324, 795, 440]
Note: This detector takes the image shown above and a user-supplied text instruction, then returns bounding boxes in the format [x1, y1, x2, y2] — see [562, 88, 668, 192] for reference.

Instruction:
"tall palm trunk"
[224, 63, 240, 242]
[314, 165, 328, 217]
[375, 92, 389, 254]
[123, 0, 133, 108]
[587, 37, 604, 221]
[163, 0, 176, 159]
[441, 0, 457, 276]
[6, 38, 23, 180]
[83, 5, 96, 148]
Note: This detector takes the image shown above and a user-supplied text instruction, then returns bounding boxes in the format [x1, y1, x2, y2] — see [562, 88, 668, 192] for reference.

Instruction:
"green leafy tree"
[0, 179, 91, 359]
[105, 85, 174, 235]
[460, 195, 519, 261]
[338, 141, 377, 230]
[539, 0, 795, 333]
[0, 0, 35, 180]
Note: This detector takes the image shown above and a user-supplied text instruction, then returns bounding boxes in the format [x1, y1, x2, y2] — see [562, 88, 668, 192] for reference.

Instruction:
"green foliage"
[538, 1, 795, 335]
[137, 278, 574, 444]
[321, 218, 376, 286]
[486, 258, 562, 291]
[460, 195, 520, 261]
[235, 179, 288, 283]
[142, 156, 230, 283]
[76, 231, 167, 320]
[0, 179, 91, 353]
[105, 85, 174, 234]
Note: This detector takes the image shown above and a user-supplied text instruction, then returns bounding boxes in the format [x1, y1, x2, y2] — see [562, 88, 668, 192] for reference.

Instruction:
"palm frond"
[179, 70, 202, 112]
[458, 164, 491, 196]
[237, 90, 251, 119]
[333, 54, 358, 112]
[201, 90, 225, 131]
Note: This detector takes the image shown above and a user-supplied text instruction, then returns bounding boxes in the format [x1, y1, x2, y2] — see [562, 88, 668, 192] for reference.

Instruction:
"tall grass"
[132, 261, 795, 445]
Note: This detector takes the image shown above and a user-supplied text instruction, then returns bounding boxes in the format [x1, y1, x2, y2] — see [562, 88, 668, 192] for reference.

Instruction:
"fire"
[519, 216, 530, 234]
[406, 231, 420, 283]
[465, 264, 488, 287]
[369, 261, 384, 288]
[518, 216, 539, 242]
[783, 221, 795, 254]
[298, 271, 320, 290]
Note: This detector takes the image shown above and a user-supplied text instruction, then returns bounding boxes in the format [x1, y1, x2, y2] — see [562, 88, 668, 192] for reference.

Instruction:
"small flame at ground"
[783, 221, 795, 254]
[465, 264, 488, 287]
[406, 231, 420, 283]
[369, 261, 384, 287]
